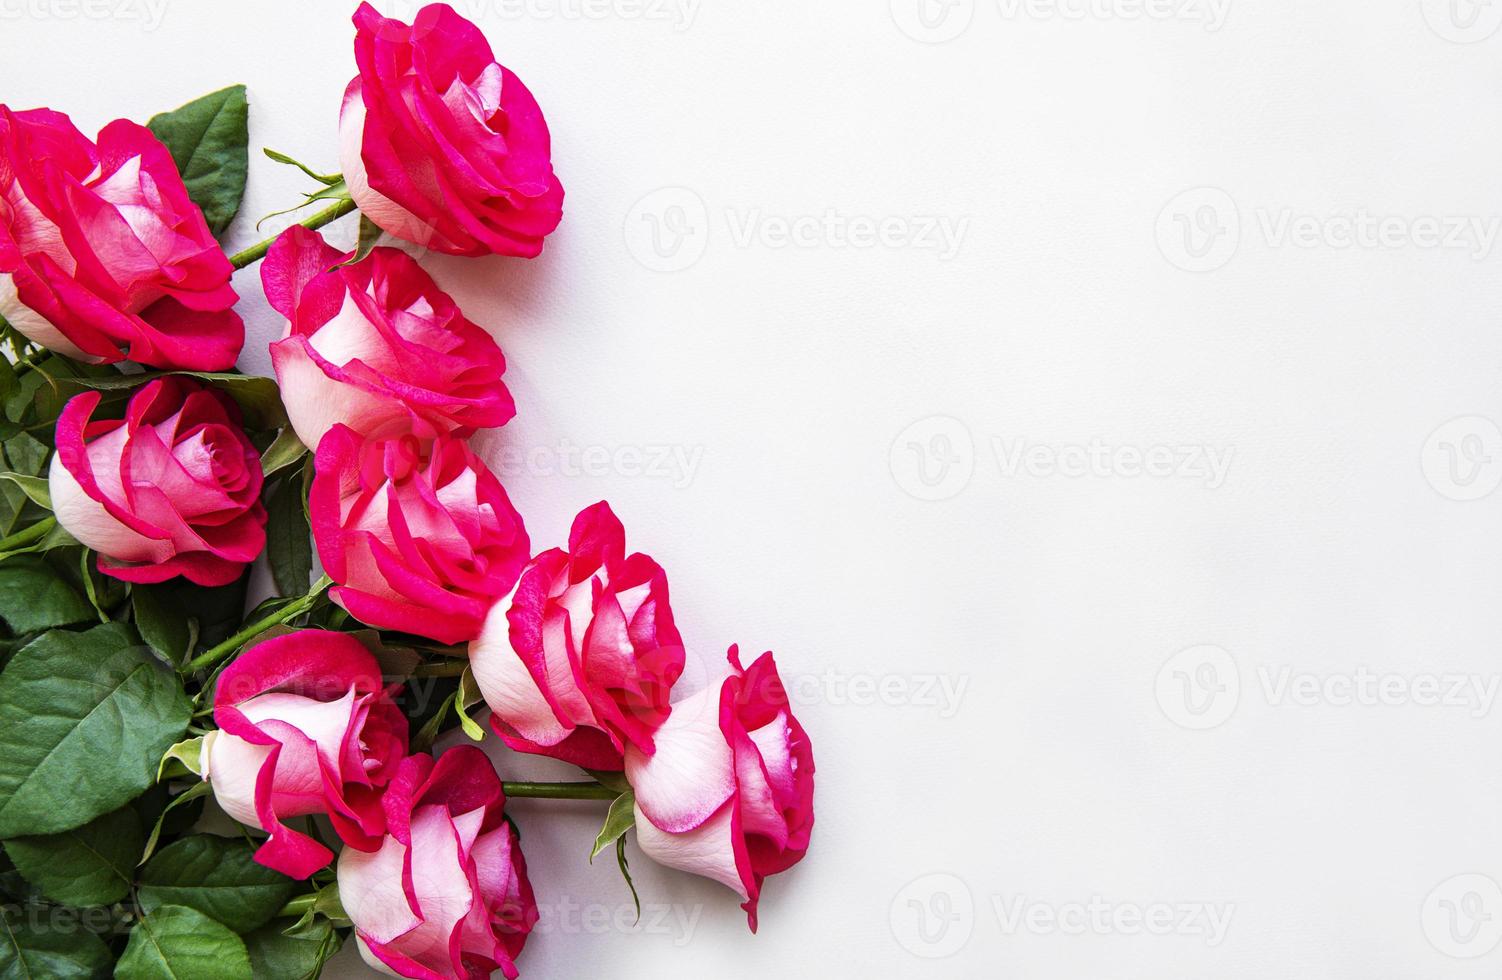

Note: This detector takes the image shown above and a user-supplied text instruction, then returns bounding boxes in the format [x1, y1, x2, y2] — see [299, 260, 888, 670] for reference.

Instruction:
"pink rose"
[338, 2, 564, 257]
[624, 647, 814, 931]
[263, 226, 515, 451]
[48, 377, 266, 585]
[338, 746, 536, 980]
[311, 425, 529, 644]
[203, 630, 409, 879]
[0, 106, 242, 369]
[470, 501, 685, 771]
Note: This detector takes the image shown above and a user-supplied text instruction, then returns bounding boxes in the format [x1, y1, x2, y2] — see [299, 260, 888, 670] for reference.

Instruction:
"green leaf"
[117, 905, 252, 980]
[0, 623, 192, 837]
[58, 373, 286, 431]
[242, 919, 341, 980]
[2, 434, 48, 477]
[259, 428, 307, 481]
[456, 667, 485, 742]
[0, 519, 76, 563]
[411, 691, 456, 754]
[74, 550, 110, 624]
[265, 477, 311, 598]
[0, 474, 47, 510]
[156, 737, 204, 782]
[132, 585, 193, 665]
[282, 880, 350, 937]
[139, 781, 210, 867]
[253, 181, 350, 233]
[0, 555, 94, 634]
[347, 215, 382, 266]
[261, 149, 340, 186]
[589, 790, 636, 861]
[142, 573, 247, 652]
[139, 835, 296, 934]
[616, 834, 641, 923]
[2, 805, 142, 907]
[0, 907, 111, 979]
[147, 85, 249, 237]
[0, 482, 25, 538]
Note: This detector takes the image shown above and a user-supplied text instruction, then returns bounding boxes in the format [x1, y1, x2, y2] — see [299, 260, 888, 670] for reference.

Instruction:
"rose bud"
[48, 378, 266, 585]
[338, 2, 564, 258]
[470, 501, 685, 771]
[262, 226, 515, 451]
[203, 630, 408, 879]
[0, 106, 242, 369]
[624, 647, 815, 931]
[338, 746, 536, 980]
[311, 424, 529, 645]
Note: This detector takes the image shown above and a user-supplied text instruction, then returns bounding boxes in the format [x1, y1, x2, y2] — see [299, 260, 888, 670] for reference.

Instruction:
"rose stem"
[501, 782, 618, 801]
[227, 197, 358, 271]
[183, 575, 332, 673]
[0, 515, 56, 554]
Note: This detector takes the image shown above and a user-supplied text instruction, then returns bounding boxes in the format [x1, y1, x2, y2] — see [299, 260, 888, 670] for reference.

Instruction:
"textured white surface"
[6, 1, 1502, 976]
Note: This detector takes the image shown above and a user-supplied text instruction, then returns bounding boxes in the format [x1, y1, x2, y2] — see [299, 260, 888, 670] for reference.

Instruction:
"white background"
[7, 0, 1502, 976]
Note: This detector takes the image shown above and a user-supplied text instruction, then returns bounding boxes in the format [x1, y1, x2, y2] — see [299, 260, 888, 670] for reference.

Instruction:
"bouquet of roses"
[0, 5, 814, 978]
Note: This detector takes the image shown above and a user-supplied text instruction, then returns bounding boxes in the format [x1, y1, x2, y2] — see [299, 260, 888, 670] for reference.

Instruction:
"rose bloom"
[0, 106, 242, 369]
[263, 226, 514, 451]
[339, 746, 536, 980]
[49, 377, 266, 585]
[470, 501, 684, 771]
[625, 647, 814, 931]
[203, 630, 408, 879]
[339, 2, 564, 257]
[311, 424, 529, 645]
